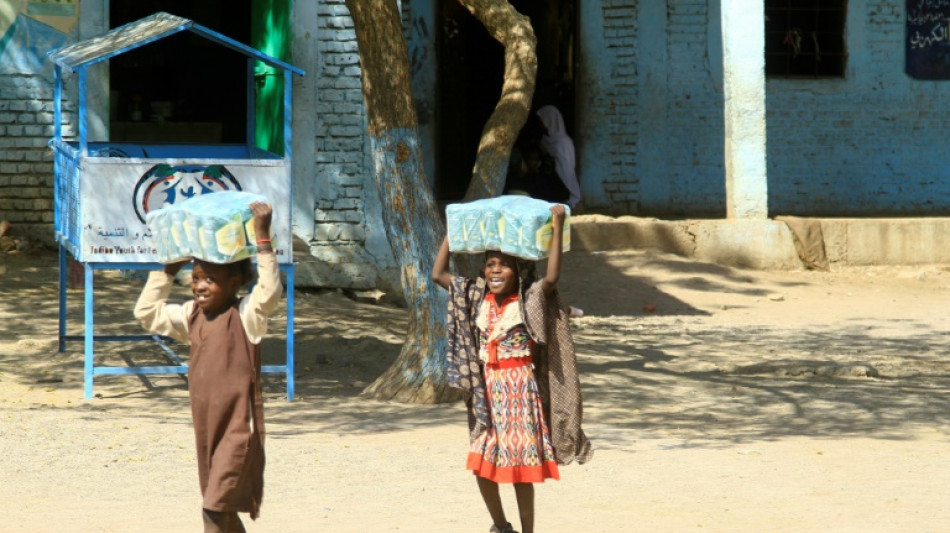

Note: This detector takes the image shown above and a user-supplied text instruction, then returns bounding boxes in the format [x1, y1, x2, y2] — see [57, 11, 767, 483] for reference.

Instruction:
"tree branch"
[456, 0, 538, 201]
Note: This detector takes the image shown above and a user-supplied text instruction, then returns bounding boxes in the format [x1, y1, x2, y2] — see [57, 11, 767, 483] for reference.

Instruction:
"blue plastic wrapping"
[145, 191, 268, 264]
[446, 195, 570, 260]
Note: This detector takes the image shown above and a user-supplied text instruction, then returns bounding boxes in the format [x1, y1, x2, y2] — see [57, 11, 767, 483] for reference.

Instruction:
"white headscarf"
[537, 105, 581, 208]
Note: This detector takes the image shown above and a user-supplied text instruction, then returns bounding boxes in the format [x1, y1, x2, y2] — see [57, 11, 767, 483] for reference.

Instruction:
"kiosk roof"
[48, 11, 304, 76]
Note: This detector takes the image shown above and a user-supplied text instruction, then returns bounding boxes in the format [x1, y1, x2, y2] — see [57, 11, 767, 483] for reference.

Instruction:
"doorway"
[435, 0, 576, 202]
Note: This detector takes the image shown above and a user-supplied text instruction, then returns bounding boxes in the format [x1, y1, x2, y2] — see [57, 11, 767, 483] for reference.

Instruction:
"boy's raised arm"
[242, 202, 283, 344]
[541, 204, 566, 295]
[432, 235, 452, 290]
[134, 260, 192, 343]
[250, 201, 274, 255]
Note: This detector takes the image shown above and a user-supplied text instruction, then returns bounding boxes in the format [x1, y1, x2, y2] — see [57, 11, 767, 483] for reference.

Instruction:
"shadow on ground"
[574, 318, 950, 449]
[2, 249, 948, 450]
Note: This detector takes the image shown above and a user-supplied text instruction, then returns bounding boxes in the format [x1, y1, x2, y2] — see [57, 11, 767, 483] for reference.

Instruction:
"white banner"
[77, 159, 292, 263]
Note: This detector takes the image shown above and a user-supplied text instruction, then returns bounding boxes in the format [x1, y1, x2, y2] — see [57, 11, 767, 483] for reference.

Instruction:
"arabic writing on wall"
[907, 0, 950, 78]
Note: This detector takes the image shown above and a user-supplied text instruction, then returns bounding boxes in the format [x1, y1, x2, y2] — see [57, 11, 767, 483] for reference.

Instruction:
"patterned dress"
[446, 263, 592, 481]
[466, 293, 560, 483]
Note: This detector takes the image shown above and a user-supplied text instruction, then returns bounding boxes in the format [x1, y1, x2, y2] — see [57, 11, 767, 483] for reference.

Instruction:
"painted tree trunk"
[456, 0, 538, 201]
[345, 0, 454, 403]
[345, 0, 537, 402]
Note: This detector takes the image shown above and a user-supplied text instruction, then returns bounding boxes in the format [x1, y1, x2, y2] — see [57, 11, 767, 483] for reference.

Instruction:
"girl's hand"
[250, 202, 273, 251]
[550, 204, 566, 229]
[542, 204, 567, 295]
[431, 235, 452, 290]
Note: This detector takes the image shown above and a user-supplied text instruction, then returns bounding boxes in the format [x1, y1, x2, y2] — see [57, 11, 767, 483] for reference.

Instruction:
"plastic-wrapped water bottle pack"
[146, 191, 268, 264]
[446, 195, 570, 260]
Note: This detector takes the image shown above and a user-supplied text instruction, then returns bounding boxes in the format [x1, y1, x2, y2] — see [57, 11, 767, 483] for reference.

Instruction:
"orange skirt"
[467, 357, 560, 483]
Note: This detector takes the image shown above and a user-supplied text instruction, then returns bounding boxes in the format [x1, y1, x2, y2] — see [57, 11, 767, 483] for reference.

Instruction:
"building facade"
[2, 1, 948, 288]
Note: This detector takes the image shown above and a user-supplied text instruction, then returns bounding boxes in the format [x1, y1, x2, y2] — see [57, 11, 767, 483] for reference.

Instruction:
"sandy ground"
[2, 247, 950, 532]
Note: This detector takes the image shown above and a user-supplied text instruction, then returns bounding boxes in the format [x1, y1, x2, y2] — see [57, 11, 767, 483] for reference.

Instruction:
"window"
[765, 1, 847, 78]
[109, 0, 251, 143]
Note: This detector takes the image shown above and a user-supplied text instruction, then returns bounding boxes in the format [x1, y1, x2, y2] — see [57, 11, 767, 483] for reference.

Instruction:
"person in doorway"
[432, 204, 592, 533]
[134, 202, 282, 533]
[536, 105, 581, 209]
[503, 146, 532, 197]
[506, 113, 568, 205]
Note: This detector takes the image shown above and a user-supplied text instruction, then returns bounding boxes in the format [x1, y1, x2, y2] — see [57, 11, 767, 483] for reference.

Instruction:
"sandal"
[489, 523, 519, 533]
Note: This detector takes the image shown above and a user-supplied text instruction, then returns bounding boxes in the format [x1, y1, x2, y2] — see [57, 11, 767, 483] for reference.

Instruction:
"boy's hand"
[250, 202, 273, 249]
[550, 204, 566, 229]
[163, 259, 190, 276]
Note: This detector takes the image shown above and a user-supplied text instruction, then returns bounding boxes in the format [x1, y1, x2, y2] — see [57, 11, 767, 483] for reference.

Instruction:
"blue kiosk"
[48, 12, 305, 400]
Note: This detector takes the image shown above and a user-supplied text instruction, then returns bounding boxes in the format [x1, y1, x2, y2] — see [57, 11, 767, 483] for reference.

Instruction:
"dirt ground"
[2, 244, 950, 533]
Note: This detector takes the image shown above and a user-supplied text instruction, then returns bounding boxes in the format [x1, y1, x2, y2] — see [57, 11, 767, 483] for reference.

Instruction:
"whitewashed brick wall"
[600, 0, 641, 214]
[664, 0, 726, 217]
[298, 0, 398, 290]
[313, 0, 367, 247]
[765, 1, 950, 215]
[0, 75, 69, 244]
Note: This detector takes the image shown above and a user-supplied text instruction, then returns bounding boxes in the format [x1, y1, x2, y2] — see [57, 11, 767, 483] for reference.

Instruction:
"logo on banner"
[132, 164, 242, 223]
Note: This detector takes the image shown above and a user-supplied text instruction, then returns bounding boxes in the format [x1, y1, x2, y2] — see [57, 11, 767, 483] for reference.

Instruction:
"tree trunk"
[346, 0, 456, 403]
[345, 0, 537, 403]
[455, 0, 539, 279]
[457, 0, 538, 201]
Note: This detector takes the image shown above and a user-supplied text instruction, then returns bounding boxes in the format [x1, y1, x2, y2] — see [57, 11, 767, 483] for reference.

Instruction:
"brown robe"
[187, 302, 265, 519]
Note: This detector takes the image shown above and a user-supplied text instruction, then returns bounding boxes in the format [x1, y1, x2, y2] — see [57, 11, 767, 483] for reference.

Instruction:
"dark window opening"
[765, 0, 847, 78]
[435, 0, 576, 202]
[109, 1, 251, 143]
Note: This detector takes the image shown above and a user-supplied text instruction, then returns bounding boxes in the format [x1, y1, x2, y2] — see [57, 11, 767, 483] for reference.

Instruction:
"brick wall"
[588, 0, 726, 217]
[598, 1, 641, 214]
[313, 0, 367, 245]
[9, 0, 947, 280]
[663, 0, 726, 217]
[301, 0, 398, 290]
[766, 0, 950, 216]
[0, 75, 69, 245]
[587, 0, 947, 218]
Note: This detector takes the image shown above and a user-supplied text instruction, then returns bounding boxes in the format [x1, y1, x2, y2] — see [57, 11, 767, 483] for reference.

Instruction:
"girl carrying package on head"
[432, 203, 592, 533]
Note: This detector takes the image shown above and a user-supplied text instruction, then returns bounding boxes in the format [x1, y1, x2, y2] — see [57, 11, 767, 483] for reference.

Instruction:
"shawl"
[445, 260, 593, 466]
[537, 105, 582, 208]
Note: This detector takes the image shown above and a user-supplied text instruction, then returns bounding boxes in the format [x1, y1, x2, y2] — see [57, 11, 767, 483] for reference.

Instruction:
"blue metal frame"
[57, 249, 297, 401]
[49, 12, 306, 402]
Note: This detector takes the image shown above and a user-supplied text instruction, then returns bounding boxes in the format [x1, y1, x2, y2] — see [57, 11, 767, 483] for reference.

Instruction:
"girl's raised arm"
[431, 235, 452, 290]
[540, 204, 566, 295]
